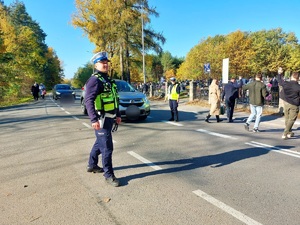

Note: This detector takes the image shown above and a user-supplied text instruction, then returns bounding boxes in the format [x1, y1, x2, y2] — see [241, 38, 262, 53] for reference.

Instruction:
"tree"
[72, 0, 165, 82]
[223, 30, 253, 77]
[249, 28, 297, 75]
[73, 62, 93, 88]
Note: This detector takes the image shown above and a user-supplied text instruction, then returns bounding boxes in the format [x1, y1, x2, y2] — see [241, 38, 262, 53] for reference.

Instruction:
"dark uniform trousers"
[169, 99, 178, 120]
[225, 98, 235, 121]
[88, 117, 115, 178]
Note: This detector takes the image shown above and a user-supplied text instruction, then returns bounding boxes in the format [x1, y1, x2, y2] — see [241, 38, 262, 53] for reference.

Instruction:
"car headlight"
[72, 91, 75, 95]
[56, 91, 61, 95]
[143, 97, 149, 103]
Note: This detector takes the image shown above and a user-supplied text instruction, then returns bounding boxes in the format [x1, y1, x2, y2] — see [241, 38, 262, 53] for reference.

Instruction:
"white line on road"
[196, 129, 237, 140]
[193, 189, 263, 225]
[72, 116, 79, 120]
[65, 111, 71, 115]
[245, 141, 300, 159]
[163, 120, 183, 126]
[82, 122, 91, 128]
[127, 151, 162, 170]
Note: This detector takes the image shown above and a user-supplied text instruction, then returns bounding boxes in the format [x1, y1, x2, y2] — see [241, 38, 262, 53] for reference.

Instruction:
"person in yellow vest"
[85, 51, 121, 187]
[165, 77, 180, 121]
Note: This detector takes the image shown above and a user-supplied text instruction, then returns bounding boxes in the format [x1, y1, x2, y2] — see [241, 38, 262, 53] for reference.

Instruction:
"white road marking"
[245, 141, 300, 159]
[196, 129, 237, 140]
[72, 116, 79, 120]
[127, 151, 162, 170]
[82, 122, 91, 128]
[60, 107, 65, 111]
[163, 120, 183, 126]
[65, 111, 71, 115]
[193, 189, 263, 225]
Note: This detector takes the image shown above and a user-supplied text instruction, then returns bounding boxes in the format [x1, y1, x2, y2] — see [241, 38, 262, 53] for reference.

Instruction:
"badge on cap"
[90, 51, 110, 64]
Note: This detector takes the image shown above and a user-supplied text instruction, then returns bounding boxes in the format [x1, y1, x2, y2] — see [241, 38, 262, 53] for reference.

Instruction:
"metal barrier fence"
[147, 83, 280, 108]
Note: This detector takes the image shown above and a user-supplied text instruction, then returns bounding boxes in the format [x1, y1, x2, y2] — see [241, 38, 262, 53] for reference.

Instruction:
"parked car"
[52, 84, 76, 101]
[81, 79, 150, 120]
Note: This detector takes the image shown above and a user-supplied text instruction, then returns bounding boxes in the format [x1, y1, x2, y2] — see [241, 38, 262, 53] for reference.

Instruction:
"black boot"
[216, 115, 223, 122]
[169, 112, 174, 121]
[175, 114, 179, 122]
[205, 114, 211, 123]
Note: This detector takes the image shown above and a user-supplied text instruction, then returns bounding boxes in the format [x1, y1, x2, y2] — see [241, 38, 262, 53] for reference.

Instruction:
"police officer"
[165, 77, 180, 121]
[85, 51, 121, 187]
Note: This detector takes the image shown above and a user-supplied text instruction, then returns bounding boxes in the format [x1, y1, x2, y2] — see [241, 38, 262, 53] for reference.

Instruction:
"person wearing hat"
[165, 77, 180, 121]
[221, 76, 243, 122]
[85, 51, 121, 187]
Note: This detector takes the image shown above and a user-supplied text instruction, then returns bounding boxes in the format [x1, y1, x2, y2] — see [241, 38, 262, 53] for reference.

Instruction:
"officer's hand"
[116, 117, 121, 124]
[92, 121, 100, 130]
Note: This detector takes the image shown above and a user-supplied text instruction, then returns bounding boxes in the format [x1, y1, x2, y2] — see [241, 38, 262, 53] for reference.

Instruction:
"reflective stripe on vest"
[169, 84, 179, 100]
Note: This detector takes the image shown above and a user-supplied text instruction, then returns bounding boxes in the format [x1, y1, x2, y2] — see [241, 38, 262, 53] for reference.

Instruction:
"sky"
[3, 0, 300, 79]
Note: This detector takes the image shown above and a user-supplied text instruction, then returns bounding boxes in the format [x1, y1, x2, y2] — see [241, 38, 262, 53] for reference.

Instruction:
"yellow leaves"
[165, 69, 175, 80]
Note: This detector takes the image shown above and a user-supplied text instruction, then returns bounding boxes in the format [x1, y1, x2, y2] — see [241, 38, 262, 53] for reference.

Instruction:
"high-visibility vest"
[94, 74, 119, 113]
[169, 84, 179, 100]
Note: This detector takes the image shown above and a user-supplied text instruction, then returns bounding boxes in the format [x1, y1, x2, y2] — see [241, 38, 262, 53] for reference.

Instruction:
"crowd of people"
[164, 68, 299, 141]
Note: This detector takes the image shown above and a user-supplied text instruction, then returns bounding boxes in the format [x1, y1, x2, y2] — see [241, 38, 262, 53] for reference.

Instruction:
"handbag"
[220, 104, 225, 115]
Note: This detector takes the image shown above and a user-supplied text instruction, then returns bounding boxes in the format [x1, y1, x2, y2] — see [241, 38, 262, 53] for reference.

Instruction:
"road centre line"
[193, 189, 262, 225]
[196, 129, 238, 140]
[65, 111, 71, 115]
[127, 151, 162, 170]
[245, 141, 300, 159]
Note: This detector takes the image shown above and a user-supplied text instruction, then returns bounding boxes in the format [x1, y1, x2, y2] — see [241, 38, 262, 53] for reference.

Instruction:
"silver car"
[81, 79, 150, 120]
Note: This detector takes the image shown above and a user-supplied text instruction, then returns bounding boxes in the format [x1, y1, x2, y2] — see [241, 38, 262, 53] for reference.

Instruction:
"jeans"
[246, 104, 263, 129]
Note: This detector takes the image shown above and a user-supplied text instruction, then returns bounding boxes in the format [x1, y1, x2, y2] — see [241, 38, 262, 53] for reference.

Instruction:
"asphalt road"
[0, 96, 299, 225]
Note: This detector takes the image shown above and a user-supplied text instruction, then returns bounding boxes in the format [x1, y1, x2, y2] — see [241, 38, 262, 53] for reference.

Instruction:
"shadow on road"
[116, 145, 294, 186]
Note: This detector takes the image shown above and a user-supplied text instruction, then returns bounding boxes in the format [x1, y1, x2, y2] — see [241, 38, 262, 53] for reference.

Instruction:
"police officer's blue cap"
[90, 51, 110, 64]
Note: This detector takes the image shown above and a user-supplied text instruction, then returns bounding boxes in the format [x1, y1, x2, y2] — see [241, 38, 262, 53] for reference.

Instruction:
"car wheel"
[81, 99, 87, 115]
[139, 115, 147, 120]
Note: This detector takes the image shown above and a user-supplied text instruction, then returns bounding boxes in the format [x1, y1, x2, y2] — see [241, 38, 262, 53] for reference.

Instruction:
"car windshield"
[57, 85, 71, 90]
[116, 81, 135, 92]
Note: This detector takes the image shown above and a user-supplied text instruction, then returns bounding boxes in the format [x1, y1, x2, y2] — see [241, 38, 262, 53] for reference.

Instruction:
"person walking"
[165, 77, 180, 121]
[31, 82, 39, 100]
[221, 76, 243, 122]
[277, 68, 300, 139]
[39, 83, 46, 99]
[242, 73, 267, 132]
[85, 51, 121, 187]
[205, 78, 223, 123]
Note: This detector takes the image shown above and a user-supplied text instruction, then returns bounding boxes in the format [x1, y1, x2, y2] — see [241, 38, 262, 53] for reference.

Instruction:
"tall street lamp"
[141, 11, 146, 84]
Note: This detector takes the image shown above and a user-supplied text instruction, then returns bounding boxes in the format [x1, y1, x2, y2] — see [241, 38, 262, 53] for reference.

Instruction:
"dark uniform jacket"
[221, 80, 242, 101]
[277, 74, 300, 106]
[242, 80, 267, 106]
